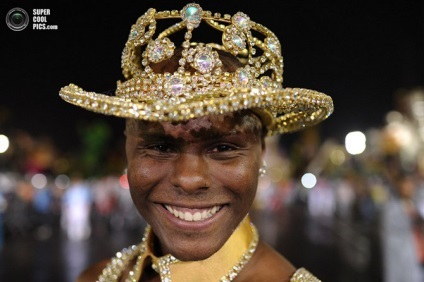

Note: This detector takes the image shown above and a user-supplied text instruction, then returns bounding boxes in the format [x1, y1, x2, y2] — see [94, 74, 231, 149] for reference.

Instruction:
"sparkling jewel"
[237, 69, 249, 85]
[181, 3, 203, 28]
[165, 76, 185, 96]
[150, 45, 164, 61]
[260, 76, 273, 88]
[195, 53, 214, 73]
[191, 46, 221, 74]
[266, 37, 280, 54]
[146, 38, 175, 63]
[130, 30, 138, 39]
[223, 26, 246, 55]
[232, 12, 250, 30]
[232, 34, 245, 49]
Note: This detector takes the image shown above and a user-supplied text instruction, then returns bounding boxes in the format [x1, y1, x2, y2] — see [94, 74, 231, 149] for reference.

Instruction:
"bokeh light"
[301, 173, 317, 189]
[31, 173, 47, 189]
[0, 134, 10, 153]
[330, 149, 346, 166]
[345, 131, 366, 155]
[55, 174, 70, 189]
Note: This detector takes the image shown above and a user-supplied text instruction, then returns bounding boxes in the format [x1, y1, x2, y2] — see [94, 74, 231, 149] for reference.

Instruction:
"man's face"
[125, 112, 264, 261]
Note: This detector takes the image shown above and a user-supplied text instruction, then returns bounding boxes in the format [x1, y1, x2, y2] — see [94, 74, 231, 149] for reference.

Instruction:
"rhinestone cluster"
[97, 242, 146, 281]
[290, 268, 322, 282]
[59, 3, 334, 135]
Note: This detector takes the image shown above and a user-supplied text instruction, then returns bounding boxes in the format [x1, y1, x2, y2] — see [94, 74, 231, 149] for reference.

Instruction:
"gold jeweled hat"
[59, 3, 334, 135]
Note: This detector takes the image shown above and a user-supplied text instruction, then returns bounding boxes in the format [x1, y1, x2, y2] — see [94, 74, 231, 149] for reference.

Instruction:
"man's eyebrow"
[135, 132, 177, 141]
[187, 128, 253, 140]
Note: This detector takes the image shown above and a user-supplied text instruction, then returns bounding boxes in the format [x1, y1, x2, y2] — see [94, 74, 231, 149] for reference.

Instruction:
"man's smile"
[164, 204, 223, 222]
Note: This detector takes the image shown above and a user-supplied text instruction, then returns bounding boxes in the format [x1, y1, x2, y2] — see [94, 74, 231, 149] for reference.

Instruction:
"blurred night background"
[1, 0, 424, 281]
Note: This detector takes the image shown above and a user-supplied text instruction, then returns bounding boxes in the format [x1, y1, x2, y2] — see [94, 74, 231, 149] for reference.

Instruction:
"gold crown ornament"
[59, 3, 334, 135]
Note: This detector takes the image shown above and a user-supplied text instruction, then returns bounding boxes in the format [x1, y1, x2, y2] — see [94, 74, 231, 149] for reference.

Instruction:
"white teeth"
[164, 205, 222, 222]
[193, 212, 201, 221]
[184, 212, 193, 221]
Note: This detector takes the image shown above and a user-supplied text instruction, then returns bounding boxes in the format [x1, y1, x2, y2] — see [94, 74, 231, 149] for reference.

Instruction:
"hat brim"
[59, 84, 333, 136]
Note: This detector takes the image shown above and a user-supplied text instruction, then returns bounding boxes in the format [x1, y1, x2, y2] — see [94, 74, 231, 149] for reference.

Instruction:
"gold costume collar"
[97, 216, 258, 282]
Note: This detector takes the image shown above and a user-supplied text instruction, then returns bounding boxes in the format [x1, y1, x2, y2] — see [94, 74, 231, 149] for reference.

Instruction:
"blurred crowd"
[0, 172, 145, 244]
[1, 87, 424, 281]
[253, 87, 424, 281]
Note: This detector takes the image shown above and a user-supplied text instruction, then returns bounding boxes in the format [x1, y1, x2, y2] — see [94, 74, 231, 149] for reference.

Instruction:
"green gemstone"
[182, 4, 202, 26]
[186, 6, 200, 22]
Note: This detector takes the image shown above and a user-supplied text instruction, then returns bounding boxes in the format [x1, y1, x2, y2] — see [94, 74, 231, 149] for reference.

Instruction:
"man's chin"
[163, 241, 222, 261]
[172, 249, 218, 262]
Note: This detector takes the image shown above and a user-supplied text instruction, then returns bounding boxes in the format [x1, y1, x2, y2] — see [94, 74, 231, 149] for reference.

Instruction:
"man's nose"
[170, 153, 212, 193]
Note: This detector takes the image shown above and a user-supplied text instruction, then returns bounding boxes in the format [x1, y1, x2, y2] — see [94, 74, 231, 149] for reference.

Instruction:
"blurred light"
[385, 111, 403, 124]
[119, 174, 129, 189]
[0, 173, 16, 193]
[268, 166, 284, 183]
[31, 173, 47, 189]
[257, 175, 272, 193]
[301, 173, 317, 189]
[345, 131, 366, 155]
[0, 135, 9, 153]
[55, 174, 70, 189]
[387, 123, 412, 147]
[330, 149, 346, 166]
[412, 101, 424, 118]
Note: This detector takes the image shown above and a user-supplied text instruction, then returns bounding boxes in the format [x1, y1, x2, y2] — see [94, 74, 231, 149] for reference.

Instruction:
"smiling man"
[59, 3, 333, 281]
[125, 112, 263, 263]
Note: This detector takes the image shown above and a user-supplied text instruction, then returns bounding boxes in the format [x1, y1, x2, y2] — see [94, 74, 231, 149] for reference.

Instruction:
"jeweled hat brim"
[59, 84, 333, 136]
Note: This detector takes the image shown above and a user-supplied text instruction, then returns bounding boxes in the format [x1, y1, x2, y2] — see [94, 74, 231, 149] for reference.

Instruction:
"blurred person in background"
[5, 178, 34, 235]
[380, 167, 424, 282]
[0, 192, 6, 249]
[61, 173, 93, 241]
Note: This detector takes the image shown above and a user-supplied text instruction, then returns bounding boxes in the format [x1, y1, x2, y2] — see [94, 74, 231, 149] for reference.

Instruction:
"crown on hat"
[116, 3, 283, 103]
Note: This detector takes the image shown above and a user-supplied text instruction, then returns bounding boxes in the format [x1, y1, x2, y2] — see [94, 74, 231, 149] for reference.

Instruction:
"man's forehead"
[127, 112, 263, 140]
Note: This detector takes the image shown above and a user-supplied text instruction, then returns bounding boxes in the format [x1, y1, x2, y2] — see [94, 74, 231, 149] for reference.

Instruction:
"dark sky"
[1, 0, 424, 152]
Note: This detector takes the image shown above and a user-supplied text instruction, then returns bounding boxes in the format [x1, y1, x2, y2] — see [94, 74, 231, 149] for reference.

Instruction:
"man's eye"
[211, 144, 235, 152]
[150, 145, 172, 153]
